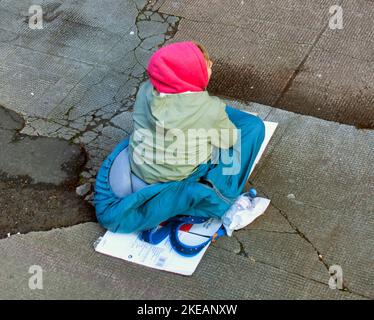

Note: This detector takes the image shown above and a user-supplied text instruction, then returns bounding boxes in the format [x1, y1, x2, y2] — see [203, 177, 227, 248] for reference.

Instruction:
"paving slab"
[159, 0, 374, 128]
[278, 0, 374, 128]
[0, 222, 362, 299]
[0, 105, 85, 185]
[162, 12, 320, 106]
[252, 107, 374, 298]
[0, 105, 95, 239]
[1, 101, 372, 299]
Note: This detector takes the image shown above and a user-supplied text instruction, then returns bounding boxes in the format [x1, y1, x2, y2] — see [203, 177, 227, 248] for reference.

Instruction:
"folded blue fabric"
[94, 107, 265, 233]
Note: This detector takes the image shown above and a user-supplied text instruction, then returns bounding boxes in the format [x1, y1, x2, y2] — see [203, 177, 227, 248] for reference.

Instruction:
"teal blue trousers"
[95, 107, 265, 233]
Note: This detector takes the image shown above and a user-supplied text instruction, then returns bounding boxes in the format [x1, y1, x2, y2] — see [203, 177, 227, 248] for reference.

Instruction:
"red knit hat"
[146, 41, 209, 94]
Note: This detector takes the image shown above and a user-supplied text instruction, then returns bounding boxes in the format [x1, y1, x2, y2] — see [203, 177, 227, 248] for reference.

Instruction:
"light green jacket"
[129, 81, 237, 184]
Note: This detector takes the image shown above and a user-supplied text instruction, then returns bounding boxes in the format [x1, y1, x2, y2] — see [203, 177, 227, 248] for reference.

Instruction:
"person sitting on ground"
[95, 41, 265, 234]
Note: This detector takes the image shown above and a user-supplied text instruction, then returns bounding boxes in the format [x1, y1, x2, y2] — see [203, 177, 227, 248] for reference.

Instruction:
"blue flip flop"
[140, 216, 226, 257]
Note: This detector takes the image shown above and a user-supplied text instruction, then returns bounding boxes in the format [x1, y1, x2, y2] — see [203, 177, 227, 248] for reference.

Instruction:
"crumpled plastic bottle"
[222, 188, 270, 236]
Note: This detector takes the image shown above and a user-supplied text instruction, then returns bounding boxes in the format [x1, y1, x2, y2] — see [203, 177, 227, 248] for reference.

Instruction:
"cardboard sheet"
[95, 218, 222, 276]
[95, 120, 278, 275]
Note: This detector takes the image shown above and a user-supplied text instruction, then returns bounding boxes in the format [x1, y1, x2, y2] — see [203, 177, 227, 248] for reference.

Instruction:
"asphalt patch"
[0, 105, 95, 239]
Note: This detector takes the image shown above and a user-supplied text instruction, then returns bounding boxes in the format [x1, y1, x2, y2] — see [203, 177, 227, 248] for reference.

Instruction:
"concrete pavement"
[1, 101, 373, 299]
[160, 0, 374, 129]
[0, 105, 95, 238]
[0, 0, 373, 299]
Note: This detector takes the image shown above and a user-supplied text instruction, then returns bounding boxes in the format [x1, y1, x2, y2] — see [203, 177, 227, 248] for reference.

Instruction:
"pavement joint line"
[273, 23, 331, 108]
[272, 0, 346, 110]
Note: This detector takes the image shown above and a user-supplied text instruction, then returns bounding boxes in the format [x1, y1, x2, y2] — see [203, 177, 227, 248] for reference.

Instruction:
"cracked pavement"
[0, 0, 373, 299]
[0, 105, 95, 238]
[0, 0, 180, 180]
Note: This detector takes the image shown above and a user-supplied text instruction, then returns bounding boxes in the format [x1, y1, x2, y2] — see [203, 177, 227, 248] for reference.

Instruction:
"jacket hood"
[146, 41, 209, 94]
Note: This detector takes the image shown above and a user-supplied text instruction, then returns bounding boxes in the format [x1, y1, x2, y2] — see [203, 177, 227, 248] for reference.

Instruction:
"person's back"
[95, 41, 266, 234]
[129, 41, 237, 184]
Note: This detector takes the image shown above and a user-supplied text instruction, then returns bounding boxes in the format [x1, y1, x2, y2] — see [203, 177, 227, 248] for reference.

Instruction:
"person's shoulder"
[203, 92, 226, 113]
[138, 80, 153, 94]
[135, 80, 156, 104]
[193, 92, 226, 127]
